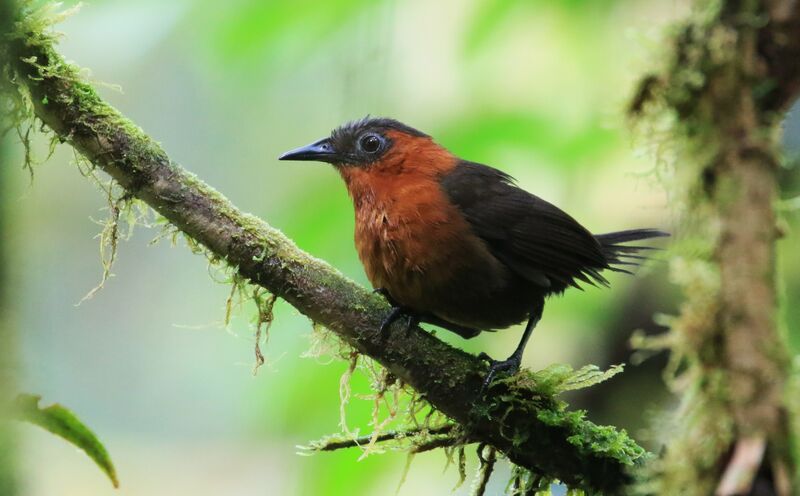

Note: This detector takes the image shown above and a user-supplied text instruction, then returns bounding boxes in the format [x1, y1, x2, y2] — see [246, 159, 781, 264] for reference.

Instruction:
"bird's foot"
[380, 306, 420, 335]
[373, 287, 390, 299]
[477, 352, 522, 396]
[373, 287, 401, 307]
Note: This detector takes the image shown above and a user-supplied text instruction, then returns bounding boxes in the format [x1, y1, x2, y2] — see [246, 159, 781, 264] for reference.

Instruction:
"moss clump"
[306, 360, 646, 495]
[482, 364, 647, 491]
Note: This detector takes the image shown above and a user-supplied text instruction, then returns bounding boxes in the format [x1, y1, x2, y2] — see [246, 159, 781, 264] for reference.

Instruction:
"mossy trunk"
[631, 0, 800, 494]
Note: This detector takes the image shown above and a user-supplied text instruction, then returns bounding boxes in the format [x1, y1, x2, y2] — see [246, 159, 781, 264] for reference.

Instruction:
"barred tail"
[594, 228, 669, 274]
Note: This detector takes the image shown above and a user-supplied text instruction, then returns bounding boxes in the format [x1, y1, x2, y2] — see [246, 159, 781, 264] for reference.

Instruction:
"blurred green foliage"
[436, 112, 619, 172]
[1, 0, 18, 492]
[210, 0, 376, 65]
[0, 130, 17, 496]
[464, 0, 621, 56]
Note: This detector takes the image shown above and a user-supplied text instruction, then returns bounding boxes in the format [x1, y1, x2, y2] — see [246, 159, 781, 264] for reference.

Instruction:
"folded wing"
[440, 161, 629, 294]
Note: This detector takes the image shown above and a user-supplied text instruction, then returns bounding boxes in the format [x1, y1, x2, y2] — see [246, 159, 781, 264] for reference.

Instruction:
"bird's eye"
[359, 134, 382, 153]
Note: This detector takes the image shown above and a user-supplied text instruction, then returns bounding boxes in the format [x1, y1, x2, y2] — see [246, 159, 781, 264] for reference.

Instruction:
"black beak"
[278, 138, 338, 162]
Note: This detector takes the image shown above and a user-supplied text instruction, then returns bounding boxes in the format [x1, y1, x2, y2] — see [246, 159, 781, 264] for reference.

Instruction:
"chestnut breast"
[338, 133, 509, 320]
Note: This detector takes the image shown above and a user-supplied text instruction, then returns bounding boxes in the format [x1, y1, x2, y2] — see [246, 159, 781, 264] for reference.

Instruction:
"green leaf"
[13, 394, 119, 488]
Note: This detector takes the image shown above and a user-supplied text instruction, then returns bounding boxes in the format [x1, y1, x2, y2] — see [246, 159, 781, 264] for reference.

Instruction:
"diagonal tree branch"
[2, 5, 647, 493]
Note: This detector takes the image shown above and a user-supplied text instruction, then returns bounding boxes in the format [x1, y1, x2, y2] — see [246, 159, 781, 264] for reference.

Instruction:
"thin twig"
[310, 425, 455, 452]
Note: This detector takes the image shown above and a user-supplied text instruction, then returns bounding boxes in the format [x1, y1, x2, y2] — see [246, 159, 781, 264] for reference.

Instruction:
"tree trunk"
[631, 0, 800, 494]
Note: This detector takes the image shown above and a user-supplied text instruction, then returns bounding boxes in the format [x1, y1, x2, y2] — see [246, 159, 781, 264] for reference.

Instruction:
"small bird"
[280, 117, 666, 388]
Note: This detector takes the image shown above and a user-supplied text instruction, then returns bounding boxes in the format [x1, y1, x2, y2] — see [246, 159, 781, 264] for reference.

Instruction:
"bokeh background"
[2, 0, 799, 495]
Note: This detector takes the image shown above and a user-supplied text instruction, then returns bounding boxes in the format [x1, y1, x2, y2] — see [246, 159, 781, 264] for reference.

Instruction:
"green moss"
[512, 363, 625, 397]
[488, 364, 647, 482]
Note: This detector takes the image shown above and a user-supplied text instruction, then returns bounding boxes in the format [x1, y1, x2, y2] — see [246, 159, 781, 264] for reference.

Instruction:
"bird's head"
[279, 117, 448, 174]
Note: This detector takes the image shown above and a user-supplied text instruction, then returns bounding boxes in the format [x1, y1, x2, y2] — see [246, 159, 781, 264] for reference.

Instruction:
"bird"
[279, 117, 667, 389]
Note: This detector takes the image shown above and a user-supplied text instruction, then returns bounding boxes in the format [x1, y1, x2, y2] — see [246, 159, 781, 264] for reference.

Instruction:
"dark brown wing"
[440, 161, 611, 294]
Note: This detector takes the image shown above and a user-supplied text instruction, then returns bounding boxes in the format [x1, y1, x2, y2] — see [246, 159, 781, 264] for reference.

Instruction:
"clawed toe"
[379, 306, 419, 335]
[380, 307, 405, 334]
[478, 354, 522, 396]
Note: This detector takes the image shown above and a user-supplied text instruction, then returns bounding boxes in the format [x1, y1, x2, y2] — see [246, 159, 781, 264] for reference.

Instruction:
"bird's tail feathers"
[594, 228, 669, 274]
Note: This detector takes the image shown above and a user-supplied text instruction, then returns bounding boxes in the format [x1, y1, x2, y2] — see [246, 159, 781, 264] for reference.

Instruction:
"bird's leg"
[380, 306, 420, 335]
[374, 288, 419, 334]
[478, 302, 544, 394]
[373, 287, 395, 305]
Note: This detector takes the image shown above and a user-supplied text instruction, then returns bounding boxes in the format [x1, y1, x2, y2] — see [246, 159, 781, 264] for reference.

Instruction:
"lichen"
[79, 185, 152, 304]
[250, 288, 276, 374]
[339, 350, 359, 437]
[306, 343, 456, 460]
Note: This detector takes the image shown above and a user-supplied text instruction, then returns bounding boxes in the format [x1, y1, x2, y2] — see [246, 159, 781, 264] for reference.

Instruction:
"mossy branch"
[3, 4, 646, 493]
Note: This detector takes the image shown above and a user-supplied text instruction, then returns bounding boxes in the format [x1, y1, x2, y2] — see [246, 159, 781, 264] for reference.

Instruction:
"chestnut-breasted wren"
[280, 117, 666, 387]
